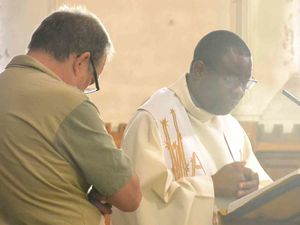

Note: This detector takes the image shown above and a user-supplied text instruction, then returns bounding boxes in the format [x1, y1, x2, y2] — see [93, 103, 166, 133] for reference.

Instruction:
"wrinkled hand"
[212, 161, 259, 199]
[88, 187, 112, 215]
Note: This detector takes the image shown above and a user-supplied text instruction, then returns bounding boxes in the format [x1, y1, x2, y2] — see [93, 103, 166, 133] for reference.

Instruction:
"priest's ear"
[190, 59, 205, 77]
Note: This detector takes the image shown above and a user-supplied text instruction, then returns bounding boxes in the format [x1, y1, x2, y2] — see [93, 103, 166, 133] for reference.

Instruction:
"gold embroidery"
[191, 152, 206, 176]
[161, 109, 205, 180]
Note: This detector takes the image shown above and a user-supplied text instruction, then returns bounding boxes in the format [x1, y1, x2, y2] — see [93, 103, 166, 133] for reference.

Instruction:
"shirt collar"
[6, 55, 62, 81]
[169, 74, 215, 122]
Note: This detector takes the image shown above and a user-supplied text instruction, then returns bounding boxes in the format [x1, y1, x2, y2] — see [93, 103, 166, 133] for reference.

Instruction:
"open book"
[219, 169, 300, 223]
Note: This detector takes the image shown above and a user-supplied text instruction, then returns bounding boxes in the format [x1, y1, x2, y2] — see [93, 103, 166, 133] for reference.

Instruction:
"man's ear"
[191, 60, 205, 77]
[73, 52, 91, 76]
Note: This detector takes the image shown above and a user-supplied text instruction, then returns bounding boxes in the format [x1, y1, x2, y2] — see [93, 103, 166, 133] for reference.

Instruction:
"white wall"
[0, 0, 55, 72]
[232, 0, 300, 123]
[1, 0, 299, 127]
[55, 0, 237, 124]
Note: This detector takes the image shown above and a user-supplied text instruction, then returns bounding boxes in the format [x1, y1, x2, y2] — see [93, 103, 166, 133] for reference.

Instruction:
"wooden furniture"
[105, 123, 126, 148]
[222, 218, 299, 225]
[240, 121, 300, 180]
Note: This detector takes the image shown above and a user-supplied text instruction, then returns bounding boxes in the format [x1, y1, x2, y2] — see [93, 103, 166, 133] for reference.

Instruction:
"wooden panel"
[222, 218, 299, 225]
[239, 121, 258, 150]
[256, 142, 300, 152]
[256, 152, 300, 180]
[105, 123, 126, 148]
[239, 121, 300, 180]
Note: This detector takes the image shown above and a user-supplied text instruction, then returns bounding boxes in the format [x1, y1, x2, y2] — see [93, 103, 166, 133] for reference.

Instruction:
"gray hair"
[28, 5, 114, 64]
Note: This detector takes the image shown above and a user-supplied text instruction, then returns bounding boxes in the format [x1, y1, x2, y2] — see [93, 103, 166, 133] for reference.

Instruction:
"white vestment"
[112, 75, 272, 225]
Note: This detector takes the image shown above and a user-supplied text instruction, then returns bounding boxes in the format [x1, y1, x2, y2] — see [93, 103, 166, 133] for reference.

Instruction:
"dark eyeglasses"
[221, 75, 257, 90]
[84, 56, 100, 94]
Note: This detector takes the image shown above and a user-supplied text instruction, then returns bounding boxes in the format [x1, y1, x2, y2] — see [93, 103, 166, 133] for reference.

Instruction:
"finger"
[239, 160, 247, 166]
[243, 167, 258, 181]
[238, 179, 259, 190]
[212, 212, 220, 225]
[251, 172, 259, 181]
[231, 161, 246, 169]
[242, 167, 252, 179]
[104, 214, 111, 225]
[91, 200, 113, 215]
[237, 186, 258, 198]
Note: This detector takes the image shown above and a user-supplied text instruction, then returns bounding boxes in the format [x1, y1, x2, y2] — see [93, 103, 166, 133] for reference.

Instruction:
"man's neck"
[27, 50, 74, 85]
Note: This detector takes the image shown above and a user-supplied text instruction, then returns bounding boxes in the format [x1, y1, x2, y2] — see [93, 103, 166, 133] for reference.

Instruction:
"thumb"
[225, 161, 246, 171]
[234, 161, 246, 168]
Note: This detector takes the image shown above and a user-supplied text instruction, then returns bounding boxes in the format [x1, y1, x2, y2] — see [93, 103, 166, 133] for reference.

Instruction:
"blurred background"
[1, 0, 300, 179]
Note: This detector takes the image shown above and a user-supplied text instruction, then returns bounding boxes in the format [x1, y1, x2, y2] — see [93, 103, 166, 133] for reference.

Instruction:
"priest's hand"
[237, 166, 259, 198]
[211, 161, 259, 198]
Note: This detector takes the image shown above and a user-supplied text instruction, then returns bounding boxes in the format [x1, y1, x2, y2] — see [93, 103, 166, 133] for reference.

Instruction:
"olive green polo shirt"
[0, 55, 132, 225]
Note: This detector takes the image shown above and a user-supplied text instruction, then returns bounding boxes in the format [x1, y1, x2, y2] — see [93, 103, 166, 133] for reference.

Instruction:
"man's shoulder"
[52, 83, 88, 105]
[224, 114, 238, 121]
[221, 114, 244, 131]
[139, 88, 178, 110]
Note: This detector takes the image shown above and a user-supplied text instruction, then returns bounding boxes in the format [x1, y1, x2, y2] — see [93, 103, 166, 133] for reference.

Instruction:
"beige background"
[1, 0, 299, 128]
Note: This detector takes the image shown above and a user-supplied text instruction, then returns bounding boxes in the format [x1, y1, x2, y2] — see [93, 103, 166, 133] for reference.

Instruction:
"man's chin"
[212, 106, 235, 116]
[201, 103, 236, 116]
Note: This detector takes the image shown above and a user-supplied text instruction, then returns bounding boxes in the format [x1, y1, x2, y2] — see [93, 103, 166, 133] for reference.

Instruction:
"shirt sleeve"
[53, 100, 133, 197]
